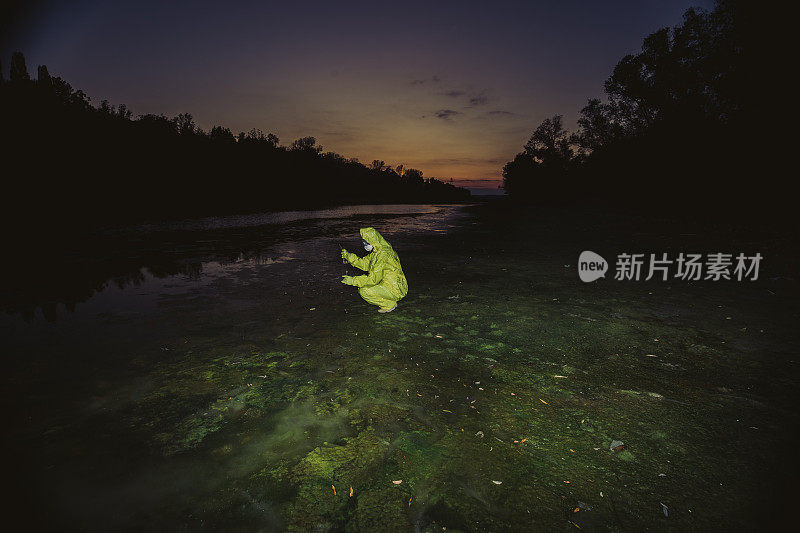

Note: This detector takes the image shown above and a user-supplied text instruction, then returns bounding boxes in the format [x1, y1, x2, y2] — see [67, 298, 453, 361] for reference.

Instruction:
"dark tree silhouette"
[37, 65, 51, 87]
[0, 52, 469, 241]
[501, 0, 759, 214]
[523, 115, 573, 170]
[10, 51, 29, 81]
[209, 125, 236, 143]
[574, 99, 616, 154]
[289, 136, 323, 153]
[173, 112, 196, 135]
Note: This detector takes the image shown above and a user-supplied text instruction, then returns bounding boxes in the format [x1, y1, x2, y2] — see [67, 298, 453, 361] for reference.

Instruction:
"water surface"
[2, 202, 798, 531]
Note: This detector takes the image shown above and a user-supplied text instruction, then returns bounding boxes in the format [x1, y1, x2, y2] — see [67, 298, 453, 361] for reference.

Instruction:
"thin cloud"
[410, 75, 441, 85]
[468, 95, 488, 106]
[443, 89, 466, 97]
[434, 109, 460, 120]
[487, 110, 514, 116]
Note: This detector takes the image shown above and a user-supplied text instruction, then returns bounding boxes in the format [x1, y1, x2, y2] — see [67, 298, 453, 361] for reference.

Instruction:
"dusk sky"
[2, 0, 713, 192]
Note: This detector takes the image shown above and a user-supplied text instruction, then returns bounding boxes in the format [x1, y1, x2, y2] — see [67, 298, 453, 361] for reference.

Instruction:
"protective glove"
[341, 275, 354, 285]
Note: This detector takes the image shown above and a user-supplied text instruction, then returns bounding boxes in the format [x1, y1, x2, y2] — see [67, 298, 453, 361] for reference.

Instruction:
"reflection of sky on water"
[1, 204, 472, 325]
[126, 204, 458, 233]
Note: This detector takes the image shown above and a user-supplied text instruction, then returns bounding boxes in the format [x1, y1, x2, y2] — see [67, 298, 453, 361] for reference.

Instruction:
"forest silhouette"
[0, 53, 469, 238]
[501, 0, 774, 220]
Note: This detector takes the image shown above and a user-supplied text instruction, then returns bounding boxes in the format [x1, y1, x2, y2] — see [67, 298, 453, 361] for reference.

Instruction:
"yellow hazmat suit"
[341, 227, 408, 312]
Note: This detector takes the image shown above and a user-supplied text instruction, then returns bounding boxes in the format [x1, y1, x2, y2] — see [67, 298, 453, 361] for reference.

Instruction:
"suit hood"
[360, 227, 390, 250]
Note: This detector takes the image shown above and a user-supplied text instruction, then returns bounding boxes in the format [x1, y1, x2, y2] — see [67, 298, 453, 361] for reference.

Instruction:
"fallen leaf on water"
[349, 486, 353, 497]
[442, 409, 452, 413]
[645, 354, 657, 357]
[492, 480, 503, 485]
[570, 449, 575, 452]
[409, 496, 412, 507]
[554, 375, 568, 378]
[332, 485, 336, 495]
[573, 507, 580, 513]
[392, 480, 403, 485]
[564, 480, 571, 483]
[520, 438, 527, 443]
[539, 398, 549, 405]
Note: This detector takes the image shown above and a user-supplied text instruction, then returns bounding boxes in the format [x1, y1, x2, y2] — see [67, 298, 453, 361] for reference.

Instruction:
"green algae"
[9, 206, 797, 532]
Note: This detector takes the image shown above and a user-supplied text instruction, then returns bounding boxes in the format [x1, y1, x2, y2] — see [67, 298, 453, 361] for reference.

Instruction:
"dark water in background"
[2, 202, 799, 531]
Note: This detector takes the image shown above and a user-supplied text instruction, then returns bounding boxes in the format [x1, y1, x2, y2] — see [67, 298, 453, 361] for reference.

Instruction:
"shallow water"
[2, 202, 799, 531]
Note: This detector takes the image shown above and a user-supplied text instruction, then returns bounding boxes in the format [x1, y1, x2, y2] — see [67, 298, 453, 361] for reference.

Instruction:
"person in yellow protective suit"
[340, 227, 408, 313]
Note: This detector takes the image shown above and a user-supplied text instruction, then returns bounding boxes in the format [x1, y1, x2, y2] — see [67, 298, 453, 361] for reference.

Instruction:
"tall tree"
[210, 125, 235, 143]
[523, 115, 573, 169]
[575, 99, 615, 153]
[289, 136, 322, 153]
[37, 65, 51, 87]
[173, 113, 195, 135]
[10, 51, 30, 82]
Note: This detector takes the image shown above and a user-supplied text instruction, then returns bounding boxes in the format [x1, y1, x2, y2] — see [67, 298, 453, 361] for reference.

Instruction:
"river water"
[2, 202, 798, 531]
